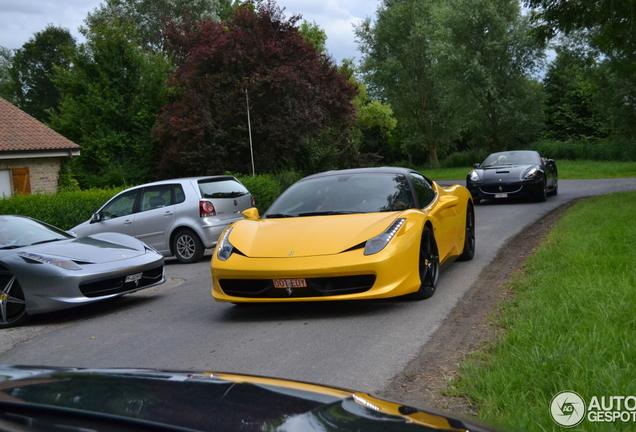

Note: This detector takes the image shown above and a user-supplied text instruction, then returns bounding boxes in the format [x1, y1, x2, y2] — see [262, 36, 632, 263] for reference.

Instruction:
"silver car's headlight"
[217, 227, 235, 261]
[19, 252, 82, 270]
[524, 167, 539, 179]
[364, 218, 405, 256]
[469, 170, 481, 182]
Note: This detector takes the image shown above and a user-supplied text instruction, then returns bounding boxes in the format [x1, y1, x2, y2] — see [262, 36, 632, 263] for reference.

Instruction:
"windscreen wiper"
[297, 211, 363, 217]
[265, 213, 294, 218]
[31, 239, 64, 245]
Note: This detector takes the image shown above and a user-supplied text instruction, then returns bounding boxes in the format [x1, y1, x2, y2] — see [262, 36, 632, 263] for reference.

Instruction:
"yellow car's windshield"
[265, 173, 414, 217]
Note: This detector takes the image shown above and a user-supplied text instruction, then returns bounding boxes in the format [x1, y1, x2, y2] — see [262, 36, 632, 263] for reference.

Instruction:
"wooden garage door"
[12, 167, 31, 195]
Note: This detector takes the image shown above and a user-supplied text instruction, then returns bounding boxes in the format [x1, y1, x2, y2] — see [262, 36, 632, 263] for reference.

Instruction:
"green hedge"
[532, 137, 636, 161]
[0, 188, 124, 230]
[236, 174, 283, 214]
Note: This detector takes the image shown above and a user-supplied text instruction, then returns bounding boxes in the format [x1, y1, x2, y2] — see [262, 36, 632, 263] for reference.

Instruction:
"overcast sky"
[0, 0, 381, 63]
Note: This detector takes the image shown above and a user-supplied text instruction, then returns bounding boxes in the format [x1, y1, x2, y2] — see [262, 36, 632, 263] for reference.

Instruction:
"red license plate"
[273, 278, 307, 289]
[494, 193, 508, 198]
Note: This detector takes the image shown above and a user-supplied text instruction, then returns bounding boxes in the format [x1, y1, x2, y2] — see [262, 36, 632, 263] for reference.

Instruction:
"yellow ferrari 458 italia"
[211, 167, 475, 302]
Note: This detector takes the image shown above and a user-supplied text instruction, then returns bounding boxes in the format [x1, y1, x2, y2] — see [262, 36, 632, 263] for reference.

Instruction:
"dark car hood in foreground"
[0, 366, 500, 432]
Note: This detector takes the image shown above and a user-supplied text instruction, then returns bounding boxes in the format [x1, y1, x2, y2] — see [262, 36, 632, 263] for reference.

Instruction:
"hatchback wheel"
[172, 229, 204, 264]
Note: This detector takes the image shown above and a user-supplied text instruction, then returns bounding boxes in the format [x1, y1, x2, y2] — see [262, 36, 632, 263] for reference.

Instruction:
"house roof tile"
[0, 97, 81, 152]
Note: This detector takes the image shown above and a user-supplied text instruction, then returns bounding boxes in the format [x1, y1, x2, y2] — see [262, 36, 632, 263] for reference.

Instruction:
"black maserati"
[466, 150, 558, 204]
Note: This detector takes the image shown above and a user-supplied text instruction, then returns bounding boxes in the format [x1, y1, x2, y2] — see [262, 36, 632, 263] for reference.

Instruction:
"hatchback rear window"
[198, 179, 249, 199]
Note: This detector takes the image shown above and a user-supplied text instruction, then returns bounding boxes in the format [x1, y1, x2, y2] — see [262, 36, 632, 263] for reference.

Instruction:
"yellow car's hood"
[229, 212, 403, 258]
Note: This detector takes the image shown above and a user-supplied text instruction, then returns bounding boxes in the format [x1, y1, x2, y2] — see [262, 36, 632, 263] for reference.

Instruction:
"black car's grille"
[480, 184, 522, 194]
[80, 265, 164, 298]
[219, 275, 376, 298]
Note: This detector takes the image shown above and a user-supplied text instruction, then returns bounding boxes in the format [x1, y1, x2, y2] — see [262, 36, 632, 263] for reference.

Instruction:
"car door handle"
[164, 211, 173, 216]
[123, 219, 132, 225]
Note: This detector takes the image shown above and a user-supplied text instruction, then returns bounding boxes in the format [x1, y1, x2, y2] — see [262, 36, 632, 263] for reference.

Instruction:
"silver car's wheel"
[172, 229, 204, 264]
[0, 271, 28, 329]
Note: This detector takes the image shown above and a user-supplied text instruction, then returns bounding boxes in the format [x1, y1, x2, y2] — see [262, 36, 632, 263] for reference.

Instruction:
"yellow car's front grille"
[220, 275, 376, 298]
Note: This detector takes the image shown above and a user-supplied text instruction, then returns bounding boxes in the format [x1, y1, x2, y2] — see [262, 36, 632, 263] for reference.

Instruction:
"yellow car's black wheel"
[412, 226, 440, 300]
[0, 271, 28, 329]
[458, 204, 475, 261]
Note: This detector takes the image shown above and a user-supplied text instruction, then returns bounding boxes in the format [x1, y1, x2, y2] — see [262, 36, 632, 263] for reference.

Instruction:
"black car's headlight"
[469, 170, 481, 182]
[364, 218, 405, 256]
[524, 167, 539, 179]
[217, 227, 234, 261]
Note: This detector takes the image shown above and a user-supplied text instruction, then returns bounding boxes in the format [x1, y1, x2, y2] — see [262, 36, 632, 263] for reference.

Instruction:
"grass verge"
[451, 191, 636, 431]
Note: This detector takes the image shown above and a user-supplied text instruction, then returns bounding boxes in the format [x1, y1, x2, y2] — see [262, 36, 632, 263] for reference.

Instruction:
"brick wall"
[0, 157, 63, 195]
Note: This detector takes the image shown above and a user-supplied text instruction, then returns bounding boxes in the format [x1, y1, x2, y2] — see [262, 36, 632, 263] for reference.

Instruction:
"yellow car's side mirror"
[242, 207, 260, 220]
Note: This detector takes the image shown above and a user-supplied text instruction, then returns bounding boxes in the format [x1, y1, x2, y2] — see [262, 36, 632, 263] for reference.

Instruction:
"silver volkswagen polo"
[72, 176, 254, 263]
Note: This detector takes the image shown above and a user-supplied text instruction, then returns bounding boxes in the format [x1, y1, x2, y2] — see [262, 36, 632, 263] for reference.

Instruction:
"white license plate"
[125, 272, 143, 283]
[273, 278, 307, 289]
[494, 193, 508, 198]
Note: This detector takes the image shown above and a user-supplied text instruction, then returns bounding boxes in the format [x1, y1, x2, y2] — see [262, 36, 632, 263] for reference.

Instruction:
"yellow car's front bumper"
[211, 241, 422, 302]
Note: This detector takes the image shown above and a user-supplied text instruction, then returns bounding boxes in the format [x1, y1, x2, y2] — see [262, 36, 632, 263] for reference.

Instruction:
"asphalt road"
[2, 178, 635, 394]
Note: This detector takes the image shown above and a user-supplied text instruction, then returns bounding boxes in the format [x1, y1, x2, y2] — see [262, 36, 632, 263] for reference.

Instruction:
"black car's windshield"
[482, 151, 540, 167]
[0, 216, 71, 249]
[265, 173, 414, 217]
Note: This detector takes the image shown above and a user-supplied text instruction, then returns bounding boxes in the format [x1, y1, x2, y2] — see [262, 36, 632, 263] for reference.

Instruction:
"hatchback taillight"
[251, 196, 256, 208]
[200, 201, 216, 217]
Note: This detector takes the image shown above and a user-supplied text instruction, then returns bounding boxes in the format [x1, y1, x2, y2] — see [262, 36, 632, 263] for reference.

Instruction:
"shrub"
[442, 149, 491, 168]
[0, 188, 124, 230]
[236, 174, 283, 214]
[532, 137, 636, 161]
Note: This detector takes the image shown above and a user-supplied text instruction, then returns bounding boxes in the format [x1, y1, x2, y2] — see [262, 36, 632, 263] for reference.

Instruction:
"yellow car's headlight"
[364, 218, 405, 256]
[217, 227, 234, 261]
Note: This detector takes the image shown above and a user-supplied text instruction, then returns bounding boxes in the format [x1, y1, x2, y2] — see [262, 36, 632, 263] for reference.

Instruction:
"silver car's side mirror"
[90, 212, 101, 224]
[472, 163, 481, 169]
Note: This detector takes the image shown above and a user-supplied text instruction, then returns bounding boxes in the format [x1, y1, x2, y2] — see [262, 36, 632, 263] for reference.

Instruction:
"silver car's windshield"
[265, 173, 414, 217]
[0, 216, 71, 249]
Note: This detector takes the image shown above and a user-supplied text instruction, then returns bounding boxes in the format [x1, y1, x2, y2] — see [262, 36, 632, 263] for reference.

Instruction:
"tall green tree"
[0, 46, 14, 102]
[542, 46, 606, 140]
[432, 0, 545, 151]
[525, 0, 636, 58]
[84, 0, 223, 53]
[525, 0, 636, 140]
[50, 20, 172, 188]
[9, 25, 76, 123]
[154, 2, 357, 177]
[299, 21, 327, 53]
[356, 0, 458, 166]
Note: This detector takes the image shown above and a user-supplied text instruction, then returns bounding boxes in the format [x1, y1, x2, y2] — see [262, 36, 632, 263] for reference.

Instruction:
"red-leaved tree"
[154, 1, 358, 177]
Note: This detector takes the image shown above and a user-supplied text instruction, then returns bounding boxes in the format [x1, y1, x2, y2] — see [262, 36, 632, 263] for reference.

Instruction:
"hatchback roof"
[126, 176, 238, 188]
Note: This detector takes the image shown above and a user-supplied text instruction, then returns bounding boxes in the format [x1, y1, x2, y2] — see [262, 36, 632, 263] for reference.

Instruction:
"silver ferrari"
[0, 215, 165, 328]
